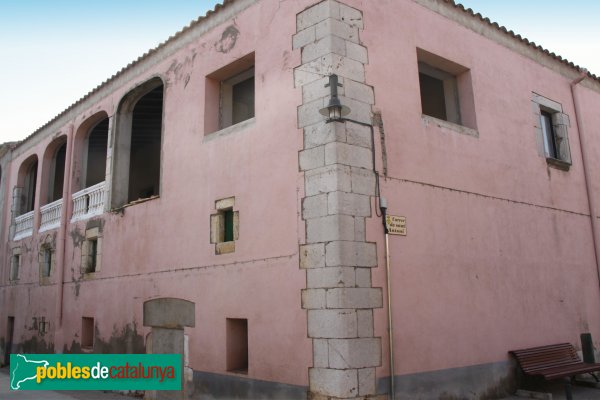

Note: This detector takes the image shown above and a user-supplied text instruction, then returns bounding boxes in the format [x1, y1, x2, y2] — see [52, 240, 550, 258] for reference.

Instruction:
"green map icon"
[10, 354, 49, 390]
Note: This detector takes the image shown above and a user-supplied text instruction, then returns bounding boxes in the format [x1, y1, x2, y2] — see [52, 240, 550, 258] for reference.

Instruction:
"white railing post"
[14, 210, 34, 240]
[71, 181, 106, 222]
[39, 199, 63, 232]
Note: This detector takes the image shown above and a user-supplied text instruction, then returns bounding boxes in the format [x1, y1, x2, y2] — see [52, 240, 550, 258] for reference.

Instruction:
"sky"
[1, 0, 599, 143]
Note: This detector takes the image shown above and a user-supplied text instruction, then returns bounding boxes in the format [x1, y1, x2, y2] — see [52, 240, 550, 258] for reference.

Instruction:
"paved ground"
[2, 366, 600, 399]
[0, 368, 136, 400]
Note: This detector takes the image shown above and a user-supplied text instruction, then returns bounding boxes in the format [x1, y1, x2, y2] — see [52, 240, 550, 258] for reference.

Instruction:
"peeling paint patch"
[215, 25, 239, 53]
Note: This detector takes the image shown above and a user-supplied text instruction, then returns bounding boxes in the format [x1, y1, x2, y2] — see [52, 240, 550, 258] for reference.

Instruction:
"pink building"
[2, 0, 600, 398]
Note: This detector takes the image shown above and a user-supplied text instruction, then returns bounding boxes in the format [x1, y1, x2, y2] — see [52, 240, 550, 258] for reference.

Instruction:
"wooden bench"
[509, 343, 600, 400]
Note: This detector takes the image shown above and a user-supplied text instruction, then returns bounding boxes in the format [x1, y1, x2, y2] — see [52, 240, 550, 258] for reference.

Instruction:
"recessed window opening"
[9, 254, 19, 281]
[41, 248, 52, 277]
[88, 238, 98, 273]
[416, 48, 476, 130]
[224, 209, 234, 242]
[81, 317, 94, 349]
[85, 118, 109, 188]
[205, 53, 255, 134]
[541, 110, 558, 159]
[226, 318, 248, 374]
[113, 79, 164, 208]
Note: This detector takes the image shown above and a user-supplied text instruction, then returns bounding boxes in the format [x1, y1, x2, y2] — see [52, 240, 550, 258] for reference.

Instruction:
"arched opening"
[113, 78, 164, 208]
[84, 117, 109, 189]
[49, 142, 67, 203]
[17, 155, 38, 215]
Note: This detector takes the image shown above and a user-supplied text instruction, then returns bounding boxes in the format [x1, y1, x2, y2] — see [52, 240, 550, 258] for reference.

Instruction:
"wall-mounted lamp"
[319, 74, 350, 122]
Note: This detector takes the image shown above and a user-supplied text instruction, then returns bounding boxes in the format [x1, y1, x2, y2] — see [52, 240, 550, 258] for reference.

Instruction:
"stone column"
[294, 1, 383, 399]
[143, 298, 195, 400]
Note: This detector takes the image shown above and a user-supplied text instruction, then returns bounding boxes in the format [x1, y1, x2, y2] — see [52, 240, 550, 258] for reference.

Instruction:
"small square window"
[210, 197, 239, 255]
[205, 53, 255, 135]
[9, 253, 20, 281]
[226, 318, 248, 374]
[82, 317, 94, 349]
[532, 93, 571, 170]
[417, 48, 477, 131]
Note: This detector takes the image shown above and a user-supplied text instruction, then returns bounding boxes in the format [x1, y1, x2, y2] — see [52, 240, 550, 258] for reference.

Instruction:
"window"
[205, 53, 255, 134]
[81, 227, 102, 274]
[9, 252, 20, 281]
[210, 197, 239, 255]
[81, 317, 94, 349]
[226, 318, 248, 374]
[41, 247, 52, 277]
[417, 48, 477, 131]
[113, 78, 164, 208]
[532, 93, 571, 169]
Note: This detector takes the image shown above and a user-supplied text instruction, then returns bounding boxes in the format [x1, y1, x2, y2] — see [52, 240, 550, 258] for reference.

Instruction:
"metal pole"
[385, 232, 395, 400]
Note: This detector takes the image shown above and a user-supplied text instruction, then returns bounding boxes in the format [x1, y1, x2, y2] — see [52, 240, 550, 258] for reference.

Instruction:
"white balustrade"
[71, 181, 106, 222]
[14, 210, 34, 240]
[39, 199, 63, 232]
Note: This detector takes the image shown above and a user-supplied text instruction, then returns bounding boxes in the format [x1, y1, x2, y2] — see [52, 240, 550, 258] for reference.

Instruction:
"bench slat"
[509, 343, 600, 381]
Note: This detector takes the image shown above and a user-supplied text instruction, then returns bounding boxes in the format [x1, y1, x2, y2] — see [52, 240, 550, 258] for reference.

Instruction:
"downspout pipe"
[570, 71, 600, 286]
[55, 125, 75, 335]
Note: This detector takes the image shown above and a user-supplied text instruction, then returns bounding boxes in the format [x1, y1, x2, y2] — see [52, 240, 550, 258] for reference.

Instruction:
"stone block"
[215, 197, 235, 210]
[298, 97, 327, 128]
[328, 191, 371, 217]
[215, 241, 235, 255]
[337, 95, 372, 125]
[338, 2, 363, 29]
[297, 0, 340, 32]
[325, 241, 377, 267]
[308, 309, 357, 338]
[325, 142, 372, 169]
[326, 287, 382, 309]
[143, 298, 195, 328]
[346, 41, 368, 65]
[350, 167, 375, 195]
[307, 267, 356, 288]
[304, 122, 346, 149]
[355, 268, 372, 287]
[302, 194, 328, 220]
[328, 338, 381, 369]
[298, 54, 365, 86]
[302, 35, 346, 63]
[302, 289, 327, 309]
[344, 79, 374, 104]
[302, 75, 345, 103]
[313, 339, 329, 367]
[299, 146, 325, 171]
[315, 18, 360, 44]
[346, 121, 372, 148]
[309, 368, 359, 398]
[305, 164, 352, 196]
[300, 243, 325, 269]
[354, 217, 366, 241]
[293, 26, 316, 49]
[356, 309, 374, 338]
[358, 367, 376, 396]
[306, 214, 355, 242]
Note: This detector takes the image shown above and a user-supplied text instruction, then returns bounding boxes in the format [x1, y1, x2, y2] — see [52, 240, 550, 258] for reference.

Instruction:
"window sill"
[546, 157, 571, 171]
[112, 195, 160, 212]
[421, 114, 478, 138]
[216, 241, 235, 255]
[204, 117, 255, 142]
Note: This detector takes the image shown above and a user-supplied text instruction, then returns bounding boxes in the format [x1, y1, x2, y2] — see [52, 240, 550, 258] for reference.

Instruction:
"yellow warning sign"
[386, 215, 406, 236]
